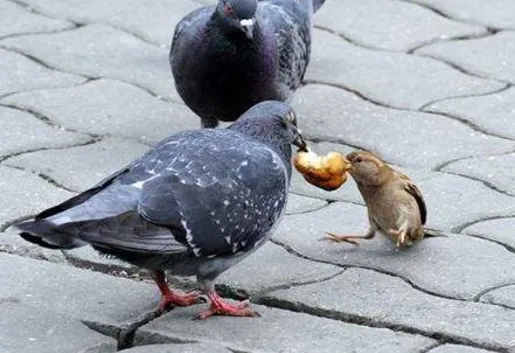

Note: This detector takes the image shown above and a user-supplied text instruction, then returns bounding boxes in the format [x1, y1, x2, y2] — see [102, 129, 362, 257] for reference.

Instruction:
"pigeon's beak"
[239, 18, 254, 40]
[292, 127, 308, 152]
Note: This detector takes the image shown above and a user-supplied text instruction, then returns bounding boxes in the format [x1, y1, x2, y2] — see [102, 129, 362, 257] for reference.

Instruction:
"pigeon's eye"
[223, 2, 234, 16]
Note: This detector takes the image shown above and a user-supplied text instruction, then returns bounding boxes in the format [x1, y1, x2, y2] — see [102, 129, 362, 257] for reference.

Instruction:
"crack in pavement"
[473, 282, 515, 303]
[406, 30, 495, 54]
[0, 77, 94, 101]
[5, 0, 84, 26]
[453, 215, 515, 234]
[440, 170, 515, 198]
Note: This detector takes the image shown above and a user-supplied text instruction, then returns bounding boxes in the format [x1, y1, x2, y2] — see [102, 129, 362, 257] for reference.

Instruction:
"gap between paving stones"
[0, 76, 94, 101]
[405, 29, 498, 54]
[440, 170, 515, 198]
[6, 0, 82, 26]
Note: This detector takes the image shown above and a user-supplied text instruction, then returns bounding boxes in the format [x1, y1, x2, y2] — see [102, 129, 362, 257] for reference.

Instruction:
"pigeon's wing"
[259, 0, 312, 93]
[398, 172, 427, 225]
[138, 142, 289, 257]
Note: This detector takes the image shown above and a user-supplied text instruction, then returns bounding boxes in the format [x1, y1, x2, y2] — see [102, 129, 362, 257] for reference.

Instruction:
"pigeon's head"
[216, 0, 258, 39]
[230, 101, 308, 156]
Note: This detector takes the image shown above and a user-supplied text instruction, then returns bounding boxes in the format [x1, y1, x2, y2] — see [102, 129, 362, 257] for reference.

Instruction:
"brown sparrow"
[324, 151, 426, 248]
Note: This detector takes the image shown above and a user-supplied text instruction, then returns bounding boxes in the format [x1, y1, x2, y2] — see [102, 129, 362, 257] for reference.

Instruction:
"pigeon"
[324, 151, 427, 249]
[169, 0, 326, 128]
[14, 101, 307, 319]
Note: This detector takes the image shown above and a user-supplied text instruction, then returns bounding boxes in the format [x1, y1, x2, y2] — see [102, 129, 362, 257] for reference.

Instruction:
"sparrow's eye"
[223, 2, 234, 16]
[355, 156, 363, 163]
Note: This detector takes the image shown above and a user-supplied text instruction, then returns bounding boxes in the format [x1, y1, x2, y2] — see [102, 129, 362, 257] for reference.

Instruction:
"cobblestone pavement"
[1, 0, 515, 352]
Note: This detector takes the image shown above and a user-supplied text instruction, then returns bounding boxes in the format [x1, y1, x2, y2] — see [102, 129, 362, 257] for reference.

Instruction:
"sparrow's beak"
[240, 18, 254, 40]
[292, 127, 308, 152]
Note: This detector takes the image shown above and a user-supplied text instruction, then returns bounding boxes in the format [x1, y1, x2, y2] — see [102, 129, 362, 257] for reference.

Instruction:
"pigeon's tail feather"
[312, 0, 326, 13]
[15, 219, 86, 250]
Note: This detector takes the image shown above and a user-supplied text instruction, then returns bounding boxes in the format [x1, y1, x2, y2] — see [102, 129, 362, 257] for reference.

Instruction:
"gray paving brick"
[0, 300, 116, 353]
[285, 193, 328, 215]
[314, 0, 486, 51]
[292, 84, 515, 169]
[462, 217, 515, 251]
[0, 25, 180, 98]
[273, 202, 515, 299]
[424, 87, 515, 140]
[411, 0, 515, 29]
[17, 0, 200, 46]
[305, 30, 504, 109]
[2, 79, 198, 144]
[7, 137, 151, 191]
[265, 268, 515, 351]
[479, 285, 515, 310]
[417, 31, 515, 83]
[0, 106, 90, 159]
[441, 152, 515, 196]
[0, 165, 74, 227]
[0, 0, 73, 39]
[134, 303, 435, 353]
[428, 344, 497, 353]
[0, 47, 84, 97]
[120, 343, 232, 353]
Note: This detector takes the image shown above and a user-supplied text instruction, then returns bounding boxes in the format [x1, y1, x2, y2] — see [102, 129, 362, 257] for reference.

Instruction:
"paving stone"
[264, 268, 515, 351]
[0, 165, 74, 228]
[0, 231, 67, 263]
[7, 137, 151, 191]
[273, 202, 515, 299]
[292, 84, 515, 169]
[428, 344, 497, 353]
[0, 25, 180, 99]
[462, 218, 515, 251]
[0, 106, 90, 159]
[411, 0, 515, 29]
[0, 300, 117, 353]
[442, 152, 515, 196]
[18, 0, 200, 46]
[314, 0, 486, 51]
[417, 31, 515, 83]
[0, 48, 84, 97]
[0, 0, 73, 39]
[120, 343, 232, 353]
[135, 303, 435, 353]
[285, 193, 328, 214]
[2, 79, 198, 143]
[480, 285, 515, 310]
[425, 87, 515, 140]
[0, 253, 158, 326]
[305, 30, 503, 110]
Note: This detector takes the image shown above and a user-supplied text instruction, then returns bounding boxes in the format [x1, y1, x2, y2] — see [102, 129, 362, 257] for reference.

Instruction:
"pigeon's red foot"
[196, 292, 260, 319]
[159, 289, 203, 312]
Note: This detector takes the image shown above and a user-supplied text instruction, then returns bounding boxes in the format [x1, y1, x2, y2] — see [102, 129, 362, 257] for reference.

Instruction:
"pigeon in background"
[14, 101, 307, 319]
[170, 0, 326, 128]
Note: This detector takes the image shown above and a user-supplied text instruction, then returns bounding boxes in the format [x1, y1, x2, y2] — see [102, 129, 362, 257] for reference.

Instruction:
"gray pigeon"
[14, 101, 307, 319]
[170, 0, 326, 128]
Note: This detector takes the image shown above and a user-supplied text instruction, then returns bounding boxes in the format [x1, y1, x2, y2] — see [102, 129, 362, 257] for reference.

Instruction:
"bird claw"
[195, 298, 260, 320]
[321, 232, 360, 245]
[158, 290, 204, 313]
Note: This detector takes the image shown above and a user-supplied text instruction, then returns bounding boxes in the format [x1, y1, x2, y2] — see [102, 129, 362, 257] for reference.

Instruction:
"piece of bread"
[293, 151, 350, 191]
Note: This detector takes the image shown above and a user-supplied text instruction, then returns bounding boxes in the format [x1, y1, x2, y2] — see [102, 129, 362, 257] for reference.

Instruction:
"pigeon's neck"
[209, 12, 260, 44]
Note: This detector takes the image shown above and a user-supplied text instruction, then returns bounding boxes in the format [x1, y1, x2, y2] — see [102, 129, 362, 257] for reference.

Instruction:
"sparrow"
[324, 151, 427, 248]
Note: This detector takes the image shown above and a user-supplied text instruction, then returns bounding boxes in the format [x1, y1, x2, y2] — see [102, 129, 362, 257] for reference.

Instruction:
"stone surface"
[293, 84, 515, 169]
[120, 343, 232, 353]
[442, 152, 515, 196]
[314, 0, 486, 51]
[2, 79, 198, 143]
[0, 0, 73, 39]
[480, 285, 515, 310]
[17, 0, 200, 46]
[135, 303, 435, 353]
[425, 87, 515, 140]
[273, 202, 515, 299]
[265, 268, 515, 350]
[0, 47, 84, 97]
[0, 300, 117, 353]
[428, 344, 497, 353]
[417, 31, 515, 83]
[305, 30, 504, 110]
[0, 106, 90, 159]
[411, 0, 515, 29]
[0, 165, 74, 228]
[0, 25, 180, 99]
[462, 218, 515, 250]
[7, 137, 151, 191]
[285, 193, 328, 214]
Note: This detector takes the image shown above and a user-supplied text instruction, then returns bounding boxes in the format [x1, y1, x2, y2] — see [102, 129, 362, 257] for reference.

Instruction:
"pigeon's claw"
[159, 290, 204, 313]
[196, 292, 260, 319]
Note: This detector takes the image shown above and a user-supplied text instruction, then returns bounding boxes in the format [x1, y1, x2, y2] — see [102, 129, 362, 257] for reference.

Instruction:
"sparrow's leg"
[196, 280, 260, 319]
[389, 221, 409, 249]
[151, 270, 202, 312]
[322, 228, 376, 245]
